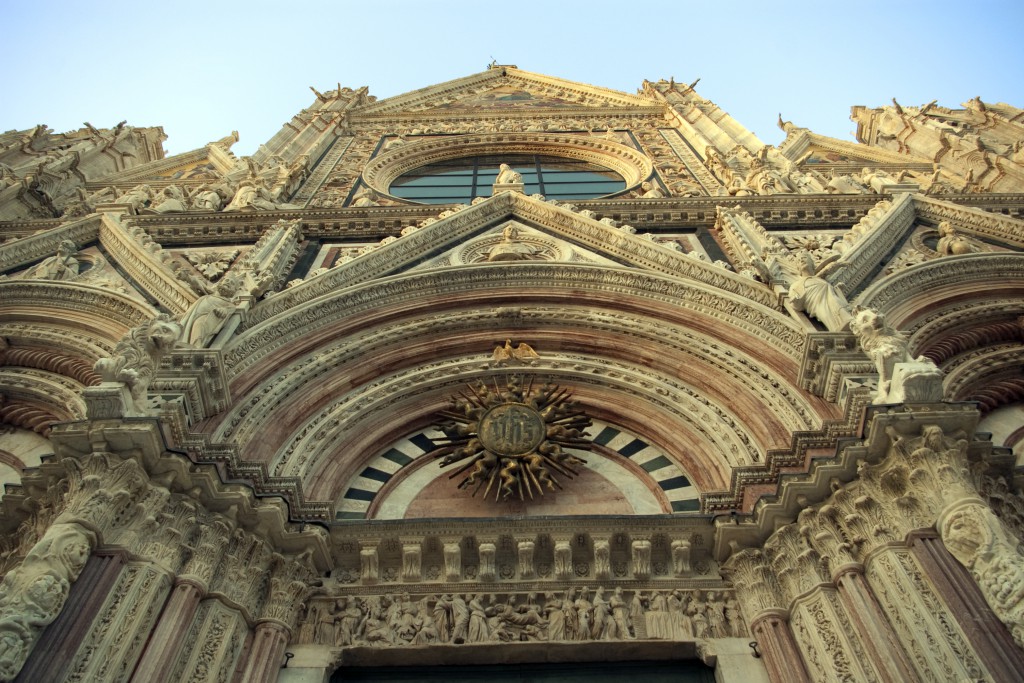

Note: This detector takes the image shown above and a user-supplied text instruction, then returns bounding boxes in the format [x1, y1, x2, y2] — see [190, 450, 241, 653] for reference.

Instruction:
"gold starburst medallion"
[432, 376, 593, 502]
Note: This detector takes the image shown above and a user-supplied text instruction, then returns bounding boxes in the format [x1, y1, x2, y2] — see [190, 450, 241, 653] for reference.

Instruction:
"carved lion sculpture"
[849, 307, 910, 392]
[94, 315, 182, 411]
[850, 307, 942, 403]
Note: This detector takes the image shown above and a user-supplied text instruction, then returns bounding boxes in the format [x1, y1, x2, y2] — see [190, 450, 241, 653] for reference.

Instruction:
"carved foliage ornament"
[432, 373, 593, 502]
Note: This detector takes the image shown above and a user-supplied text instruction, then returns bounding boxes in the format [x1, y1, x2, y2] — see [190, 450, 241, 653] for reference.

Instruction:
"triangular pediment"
[779, 130, 931, 169]
[87, 143, 238, 191]
[245, 192, 777, 327]
[405, 219, 620, 272]
[357, 67, 658, 117]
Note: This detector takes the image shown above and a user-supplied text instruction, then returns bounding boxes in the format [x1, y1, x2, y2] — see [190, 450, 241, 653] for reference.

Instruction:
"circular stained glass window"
[389, 154, 626, 204]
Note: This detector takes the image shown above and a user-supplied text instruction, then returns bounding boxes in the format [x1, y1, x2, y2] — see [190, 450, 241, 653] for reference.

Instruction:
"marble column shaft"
[240, 621, 291, 683]
[833, 566, 918, 683]
[129, 578, 205, 683]
[909, 532, 1024, 683]
[16, 550, 126, 683]
[748, 610, 811, 683]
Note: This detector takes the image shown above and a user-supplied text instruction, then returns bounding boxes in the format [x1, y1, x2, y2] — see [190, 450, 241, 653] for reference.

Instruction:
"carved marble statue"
[351, 187, 379, 207]
[936, 220, 977, 256]
[224, 179, 276, 211]
[29, 240, 79, 281]
[639, 181, 664, 198]
[495, 163, 523, 185]
[146, 184, 188, 214]
[114, 184, 154, 213]
[487, 224, 538, 262]
[491, 339, 539, 364]
[179, 276, 242, 348]
[93, 314, 183, 415]
[787, 251, 853, 331]
[826, 172, 868, 195]
[190, 185, 225, 211]
[860, 167, 897, 193]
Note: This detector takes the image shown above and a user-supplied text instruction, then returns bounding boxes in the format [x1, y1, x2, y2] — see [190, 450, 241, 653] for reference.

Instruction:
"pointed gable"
[356, 67, 659, 117]
[243, 191, 777, 330]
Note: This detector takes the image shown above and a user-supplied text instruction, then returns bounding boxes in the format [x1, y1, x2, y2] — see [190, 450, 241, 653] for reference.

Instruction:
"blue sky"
[5, 1, 1023, 156]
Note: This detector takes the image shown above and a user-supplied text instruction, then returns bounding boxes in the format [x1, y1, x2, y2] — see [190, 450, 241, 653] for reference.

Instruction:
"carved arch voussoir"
[858, 253, 1024, 323]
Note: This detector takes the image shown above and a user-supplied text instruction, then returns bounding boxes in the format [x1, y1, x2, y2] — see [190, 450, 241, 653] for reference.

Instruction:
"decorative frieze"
[297, 587, 745, 647]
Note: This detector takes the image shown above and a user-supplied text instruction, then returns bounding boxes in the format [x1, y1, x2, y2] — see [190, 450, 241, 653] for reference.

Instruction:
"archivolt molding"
[919, 317, 1024, 365]
[230, 270, 799, 391]
[348, 418, 692, 519]
[0, 401, 60, 437]
[906, 299, 1024, 354]
[219, 306, 817, 451]
[0, 322, 115, 360]
[0, 366, 87, 422]
[268, 355, 768, 499]
[0, 281, 156, 340]
[1, 346, 101, 386]
[856, 253, 1024, 320]
[944, 345, 1024, 400]
[965, 377, 1024, 413]
[360, 133, 654, 196]
[0, 449, 28, 472]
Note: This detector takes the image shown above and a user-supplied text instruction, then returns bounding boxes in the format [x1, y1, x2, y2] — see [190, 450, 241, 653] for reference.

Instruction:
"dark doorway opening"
[335, 659, 715, 682]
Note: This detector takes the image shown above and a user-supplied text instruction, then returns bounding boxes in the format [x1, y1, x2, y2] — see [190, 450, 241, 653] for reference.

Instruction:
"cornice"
[49, 192, 1020, 249]
[912, 193, 1024, 248]
[86, 147, 210, 187]
[103, 195, 897, 247]
[779, 130, 929, 166]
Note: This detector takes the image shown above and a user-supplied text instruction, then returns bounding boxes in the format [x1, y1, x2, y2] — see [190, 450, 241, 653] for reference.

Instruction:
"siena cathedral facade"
[0, 65, 1023, 682]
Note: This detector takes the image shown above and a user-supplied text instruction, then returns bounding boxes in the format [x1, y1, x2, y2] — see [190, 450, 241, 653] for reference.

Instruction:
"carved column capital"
[765, 524, 828, 603]
[722, 548, 787, 623]
[57, 452, 150, 537]
[258, 554, 317, 633]
[180, 516, 232, 590]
